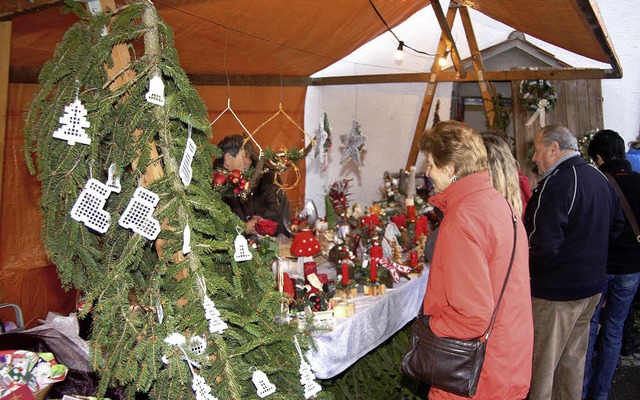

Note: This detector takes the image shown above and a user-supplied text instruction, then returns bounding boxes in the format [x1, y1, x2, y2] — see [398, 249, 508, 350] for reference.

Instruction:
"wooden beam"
[575, 0, 622, 78]
[459, 6, 495, 127]
[405, 3, 459, 169]
[0, 21, 10, 221]
[0, 0, 62, 20]
[431, 0, 465, 78]
[310, 68, 618, 85]
[187, 74, 311, 87]
[10, 66, 618, 86]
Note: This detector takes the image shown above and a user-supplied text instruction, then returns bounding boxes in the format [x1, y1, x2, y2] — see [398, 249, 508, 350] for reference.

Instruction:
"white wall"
[304, 1, 640, 216]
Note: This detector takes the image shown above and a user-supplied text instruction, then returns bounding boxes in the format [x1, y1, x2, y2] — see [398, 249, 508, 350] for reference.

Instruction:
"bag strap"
[483, 202, 517, 341]
[604, 171, 640, 243]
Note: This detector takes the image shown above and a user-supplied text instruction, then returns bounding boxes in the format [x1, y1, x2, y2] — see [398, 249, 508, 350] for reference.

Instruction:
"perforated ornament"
[118, 187, 161, 240]
[251, 368, 276, 398]
[70, 178, 112, 233]
[106, 163, 121, 193]
[52, 99, 91, 146]
[145, 75, 165, 106]
[179, 124, 197, 186]
[234, 230, 253, 261]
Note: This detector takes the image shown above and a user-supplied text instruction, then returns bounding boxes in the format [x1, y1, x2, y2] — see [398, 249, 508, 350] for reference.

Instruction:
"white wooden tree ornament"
[106, 163, 121, 193]
[234, 228, 253, 261]
[70, 178, 112, 233]
[179, 123, 197, 186]
[294, 336, 322, 399]
[52, 99, 91, 146]
[251, 368, 276, 398]
[145, 75, 165, 106]
[197, 275, 228, 334]
[118, 186, 161, 240]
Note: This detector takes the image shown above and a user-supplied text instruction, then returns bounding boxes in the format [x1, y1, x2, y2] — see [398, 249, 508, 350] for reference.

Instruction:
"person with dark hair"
[582, 129, 640, 400]
[525, 125, 624, 400]
[213, 134, 290, 236]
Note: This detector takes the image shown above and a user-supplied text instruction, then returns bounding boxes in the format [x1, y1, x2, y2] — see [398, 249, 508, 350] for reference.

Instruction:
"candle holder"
[363, 279, 386, 296]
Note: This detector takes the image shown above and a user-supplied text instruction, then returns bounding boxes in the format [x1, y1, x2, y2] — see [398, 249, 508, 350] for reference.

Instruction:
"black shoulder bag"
[401, 206, 517, 397]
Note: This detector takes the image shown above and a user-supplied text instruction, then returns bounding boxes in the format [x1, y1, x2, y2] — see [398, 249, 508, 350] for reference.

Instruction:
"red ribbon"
[379, 258, 412, 282]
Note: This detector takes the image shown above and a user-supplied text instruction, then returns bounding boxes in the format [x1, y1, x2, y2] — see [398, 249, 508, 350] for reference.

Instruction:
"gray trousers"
[528, 294, 601, 400]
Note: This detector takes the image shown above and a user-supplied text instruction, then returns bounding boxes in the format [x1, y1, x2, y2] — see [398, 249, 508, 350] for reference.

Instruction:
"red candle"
[341, 262, 350, 286]
[410, 251, 418, 267]
[407, 205, 416, 222]
[370, 258, 378, 282]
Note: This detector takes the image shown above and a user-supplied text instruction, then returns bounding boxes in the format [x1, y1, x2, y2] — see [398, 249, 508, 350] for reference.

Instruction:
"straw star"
[339, 120, 366, 166]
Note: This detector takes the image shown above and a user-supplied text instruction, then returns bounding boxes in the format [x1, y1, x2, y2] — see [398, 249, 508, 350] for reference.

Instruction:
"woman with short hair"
[418, 120, 533, 399]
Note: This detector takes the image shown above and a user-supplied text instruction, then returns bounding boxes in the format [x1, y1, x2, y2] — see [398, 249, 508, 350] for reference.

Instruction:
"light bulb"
[438, 55, 447, 67]
[393, 41, 405, 63]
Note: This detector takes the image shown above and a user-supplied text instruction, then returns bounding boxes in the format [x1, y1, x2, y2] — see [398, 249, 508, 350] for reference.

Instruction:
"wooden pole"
[405, 3, 458, 169]
[0, 21, 11, 221]
[459, 6, 496, 127]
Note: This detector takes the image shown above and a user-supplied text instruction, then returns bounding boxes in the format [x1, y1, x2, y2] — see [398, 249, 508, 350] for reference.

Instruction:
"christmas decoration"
[578, 129, 598, 164]
[339, 120, 366, 166]
[179, 123, 197, 186]
[145, 74, 165, 106]
[69, 178, 112, 234]
[327, 178, 352, 217]
[251, 368, 276, 398]
[520, 79, 557, 126]
[295, 336, 323, 399]
[105, 163, 121, 193]
[314, 112, 332, 170]
[211, 168, 252, 200]
[234, 229, 253, 261]
[52, 98, 91, 146]
[182, 222, 191, 255]
[118, 186, 161, 240]
[23, 2, 313, 399]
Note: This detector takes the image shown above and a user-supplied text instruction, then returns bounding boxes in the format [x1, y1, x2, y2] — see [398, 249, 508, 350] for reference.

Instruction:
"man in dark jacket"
[582, 129, 640, 400]
[214, 134, 290, 236]
[524, 125, 624, 400]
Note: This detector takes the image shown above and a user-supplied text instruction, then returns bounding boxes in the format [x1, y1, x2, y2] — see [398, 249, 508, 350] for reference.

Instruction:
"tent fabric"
[459, 0, 610, 64]
[0, 84, 77, 328]
[9, 1, 612, 77]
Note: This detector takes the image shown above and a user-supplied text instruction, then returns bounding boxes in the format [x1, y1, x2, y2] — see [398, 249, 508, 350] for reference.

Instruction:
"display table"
[306, 269, 429, 379]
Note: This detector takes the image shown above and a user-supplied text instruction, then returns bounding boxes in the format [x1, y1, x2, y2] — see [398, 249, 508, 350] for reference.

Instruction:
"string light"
[438, 52, 448, 67]
[367, 0, 435, 62]
[394, 41, 405, 63]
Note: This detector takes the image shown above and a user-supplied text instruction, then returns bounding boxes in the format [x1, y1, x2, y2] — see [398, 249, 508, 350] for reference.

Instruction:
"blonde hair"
[482, 133, 523, 216]
[419, 120, 487, 178]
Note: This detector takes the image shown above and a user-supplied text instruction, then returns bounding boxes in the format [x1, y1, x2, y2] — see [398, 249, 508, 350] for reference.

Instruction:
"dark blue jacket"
[524, 155, 624, 301]
[599, 159, 640, 275]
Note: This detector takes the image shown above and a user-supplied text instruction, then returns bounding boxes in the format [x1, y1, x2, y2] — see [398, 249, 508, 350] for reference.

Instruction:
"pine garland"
[24, 1, 328, 399]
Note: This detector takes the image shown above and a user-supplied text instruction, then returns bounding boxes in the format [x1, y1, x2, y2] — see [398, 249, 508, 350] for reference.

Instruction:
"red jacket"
[424, 171, 533, 400]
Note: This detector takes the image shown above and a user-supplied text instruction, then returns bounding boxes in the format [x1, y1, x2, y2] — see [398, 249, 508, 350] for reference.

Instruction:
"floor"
[609, 352, 640, 400]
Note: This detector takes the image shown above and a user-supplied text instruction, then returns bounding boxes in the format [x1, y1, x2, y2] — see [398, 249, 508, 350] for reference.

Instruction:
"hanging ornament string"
[293, 336, 323, 399]
[251, 103, 315, 190]
[164, 333, 219, 400]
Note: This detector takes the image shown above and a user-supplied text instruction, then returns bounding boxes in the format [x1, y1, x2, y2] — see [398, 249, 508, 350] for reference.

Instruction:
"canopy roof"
[4, 0, 621, 83]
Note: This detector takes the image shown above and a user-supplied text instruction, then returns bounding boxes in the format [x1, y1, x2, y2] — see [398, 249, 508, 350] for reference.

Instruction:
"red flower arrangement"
[255, 219, 278, 236]
[328, 178, 352, 215]
[211, 168, 252, 201]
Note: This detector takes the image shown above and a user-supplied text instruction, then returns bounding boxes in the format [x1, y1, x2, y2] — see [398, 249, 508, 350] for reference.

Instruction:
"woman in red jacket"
[419, 121, 533, 399]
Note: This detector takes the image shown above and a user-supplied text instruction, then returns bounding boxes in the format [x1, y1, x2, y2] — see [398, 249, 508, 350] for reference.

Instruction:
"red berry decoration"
[213, 173, 226, 186]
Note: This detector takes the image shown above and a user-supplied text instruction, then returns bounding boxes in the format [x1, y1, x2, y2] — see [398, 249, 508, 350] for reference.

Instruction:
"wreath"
[519, 80, 557, 112]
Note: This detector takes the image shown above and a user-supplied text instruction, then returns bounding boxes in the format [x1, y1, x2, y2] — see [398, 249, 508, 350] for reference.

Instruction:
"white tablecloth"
[307, 268, 429, 379]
